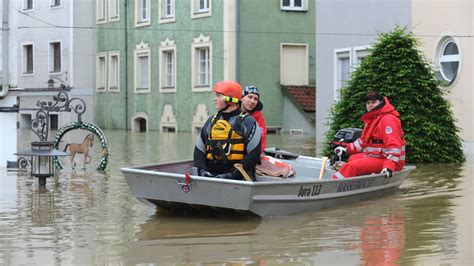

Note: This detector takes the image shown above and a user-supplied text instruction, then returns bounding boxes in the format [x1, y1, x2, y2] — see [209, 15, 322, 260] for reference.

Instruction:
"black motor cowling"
[329, 128, 362, 164]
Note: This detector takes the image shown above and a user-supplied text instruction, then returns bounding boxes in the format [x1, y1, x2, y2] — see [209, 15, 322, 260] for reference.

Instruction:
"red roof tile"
[283, 86, 316, 113]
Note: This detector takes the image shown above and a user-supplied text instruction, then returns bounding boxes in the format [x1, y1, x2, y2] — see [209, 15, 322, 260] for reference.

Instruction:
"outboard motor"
[329, 128, 362, 166]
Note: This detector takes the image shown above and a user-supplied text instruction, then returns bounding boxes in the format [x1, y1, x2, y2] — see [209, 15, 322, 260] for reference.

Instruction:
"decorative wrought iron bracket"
[31, 89, 86, 141]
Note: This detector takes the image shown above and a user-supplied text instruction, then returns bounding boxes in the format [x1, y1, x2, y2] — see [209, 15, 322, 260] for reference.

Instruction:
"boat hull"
[122, 156, 415, 217]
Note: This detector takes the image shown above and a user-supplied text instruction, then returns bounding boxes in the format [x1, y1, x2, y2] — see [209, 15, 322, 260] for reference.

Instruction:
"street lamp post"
[12, 80, 85, 186]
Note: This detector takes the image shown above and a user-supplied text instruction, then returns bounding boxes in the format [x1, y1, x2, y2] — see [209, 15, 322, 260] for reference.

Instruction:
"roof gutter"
[1, 0, 9, 99]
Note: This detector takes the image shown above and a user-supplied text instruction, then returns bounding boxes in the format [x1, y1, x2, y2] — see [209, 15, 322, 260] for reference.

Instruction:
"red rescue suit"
[333, 97, 406, 179]
[251, 110, 267, 153]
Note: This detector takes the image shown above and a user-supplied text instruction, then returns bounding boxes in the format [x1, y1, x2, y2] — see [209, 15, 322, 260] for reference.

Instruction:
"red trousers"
[333, 153, 385, 179]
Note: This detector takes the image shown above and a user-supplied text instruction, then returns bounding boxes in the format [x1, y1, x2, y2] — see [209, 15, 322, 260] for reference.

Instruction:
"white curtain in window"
[282, 0, 303, 8]
[112, 0, 119, 17]
[99, 0, 106, 19]
[338, 57, 350, 88]
[164, 51, 174, 86]
[110, 56, 118, 87]
[99, 57, 106, 88]
[139, 55, 149, 88]
[139, 0, 149, 21]
[167, 52, 173, 86]
[198, 48, 209, 85]
[196, 0, 209, 12]
[166, 0, 173, 17]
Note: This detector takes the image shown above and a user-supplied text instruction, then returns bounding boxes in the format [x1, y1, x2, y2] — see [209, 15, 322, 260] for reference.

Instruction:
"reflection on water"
[126, 199, 410, 265]
[30, 187, 55, 226]
[0, 129, 472, 265]
[354, 212, 406, 266]
[136, 215, 260, 240]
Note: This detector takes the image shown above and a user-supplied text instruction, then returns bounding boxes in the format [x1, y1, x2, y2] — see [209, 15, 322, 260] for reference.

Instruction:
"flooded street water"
[0, 129, 472, 265]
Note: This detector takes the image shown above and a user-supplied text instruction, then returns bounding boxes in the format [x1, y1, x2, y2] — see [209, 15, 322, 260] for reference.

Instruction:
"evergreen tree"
[325, 27, 465, 163]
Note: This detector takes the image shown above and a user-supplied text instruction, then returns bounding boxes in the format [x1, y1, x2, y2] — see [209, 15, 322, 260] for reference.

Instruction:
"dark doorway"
[139, 118, 147, 132]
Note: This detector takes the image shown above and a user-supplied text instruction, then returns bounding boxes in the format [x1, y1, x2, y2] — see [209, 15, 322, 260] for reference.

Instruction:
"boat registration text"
[297, 185, 322, 197]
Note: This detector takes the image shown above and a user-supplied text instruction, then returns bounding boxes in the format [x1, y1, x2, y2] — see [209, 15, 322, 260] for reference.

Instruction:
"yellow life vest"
[206, 112, 247, 163]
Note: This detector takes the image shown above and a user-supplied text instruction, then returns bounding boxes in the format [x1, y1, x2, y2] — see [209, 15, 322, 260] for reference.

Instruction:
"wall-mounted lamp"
[47, 78, 55, 89]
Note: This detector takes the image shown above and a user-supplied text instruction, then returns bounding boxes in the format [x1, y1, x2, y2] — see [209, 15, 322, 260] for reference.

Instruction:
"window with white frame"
[353, 46, 370, 68]
[134, 42, 150, 93]
[109, 0, 120, 21]
[96, 53, 107, 92]
[197, 48, 209, 85]
[436, 37, 460, 85]
[192, 34, 212, 91]
[191, 0, 211, 18]
[22, 43, 34, 75]
[108, 52, 119, 92]
[49, 41, 61, 73]
[50, 0, 61, 8]
[197, 0, 209, 12]
[333, 46, 372, 101]
[96, 0, 106, 23]
[159, 38, 176, 92]
[136, 0, 150, 26]
[164, 52, 174, 84]
[281, 0, 307, 11]
[23, 0, 33, 11]
[334, 48, 351, 101]
[159, 0, 175, 23]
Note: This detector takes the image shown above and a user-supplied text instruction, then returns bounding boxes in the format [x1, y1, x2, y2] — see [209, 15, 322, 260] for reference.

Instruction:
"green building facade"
[95, 0, 315, 134]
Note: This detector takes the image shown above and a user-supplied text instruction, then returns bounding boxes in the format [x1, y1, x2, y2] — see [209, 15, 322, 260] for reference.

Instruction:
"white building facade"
[10, 0, 95, 131]
[0, 0, 95, 166]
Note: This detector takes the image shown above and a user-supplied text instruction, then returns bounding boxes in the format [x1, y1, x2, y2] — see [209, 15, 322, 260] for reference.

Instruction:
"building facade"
[411, 0, 473, 153]
[0, 0, 95, 165]
[95, 0, 316, 135]
[9, 0, 95, 130]
[316, 0, 473, 153]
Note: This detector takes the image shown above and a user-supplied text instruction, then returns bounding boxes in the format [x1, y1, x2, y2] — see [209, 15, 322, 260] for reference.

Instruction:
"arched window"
[131, 113, 148, 132]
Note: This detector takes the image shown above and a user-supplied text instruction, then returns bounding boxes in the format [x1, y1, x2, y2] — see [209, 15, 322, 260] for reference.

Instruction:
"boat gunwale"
[121, 159, 416, 187]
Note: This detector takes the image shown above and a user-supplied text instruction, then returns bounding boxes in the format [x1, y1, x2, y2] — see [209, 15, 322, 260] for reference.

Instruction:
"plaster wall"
[283, 97, 315, 136]
[412, 0, 473, 149]
[239, 0, 315, 129]
[70, 0, 95, 123]
[16, 1, 72, 89]
[223, 0, 236, 81]
[7, 0, 19, 87]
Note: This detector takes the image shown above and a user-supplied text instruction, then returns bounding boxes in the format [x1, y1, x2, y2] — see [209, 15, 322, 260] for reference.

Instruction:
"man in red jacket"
[241, 85, 267, 153]
[333, 92, 406, 179]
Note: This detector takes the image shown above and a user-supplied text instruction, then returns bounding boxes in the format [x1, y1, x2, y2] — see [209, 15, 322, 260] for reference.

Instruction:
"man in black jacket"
[194, 80, 261, 181]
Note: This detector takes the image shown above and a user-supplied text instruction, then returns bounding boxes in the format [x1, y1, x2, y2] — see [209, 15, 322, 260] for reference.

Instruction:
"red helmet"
[213, 80, 242, 105]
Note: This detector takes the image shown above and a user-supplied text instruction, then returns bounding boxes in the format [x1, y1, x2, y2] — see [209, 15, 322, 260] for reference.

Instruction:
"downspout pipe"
[124, 0, 129, 130]
[235, 0, 240, 83]
[1, 0, 9, 99]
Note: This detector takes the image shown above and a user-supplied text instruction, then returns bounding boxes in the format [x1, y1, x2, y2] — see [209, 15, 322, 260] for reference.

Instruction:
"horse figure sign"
[63, 133, 94, 170]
